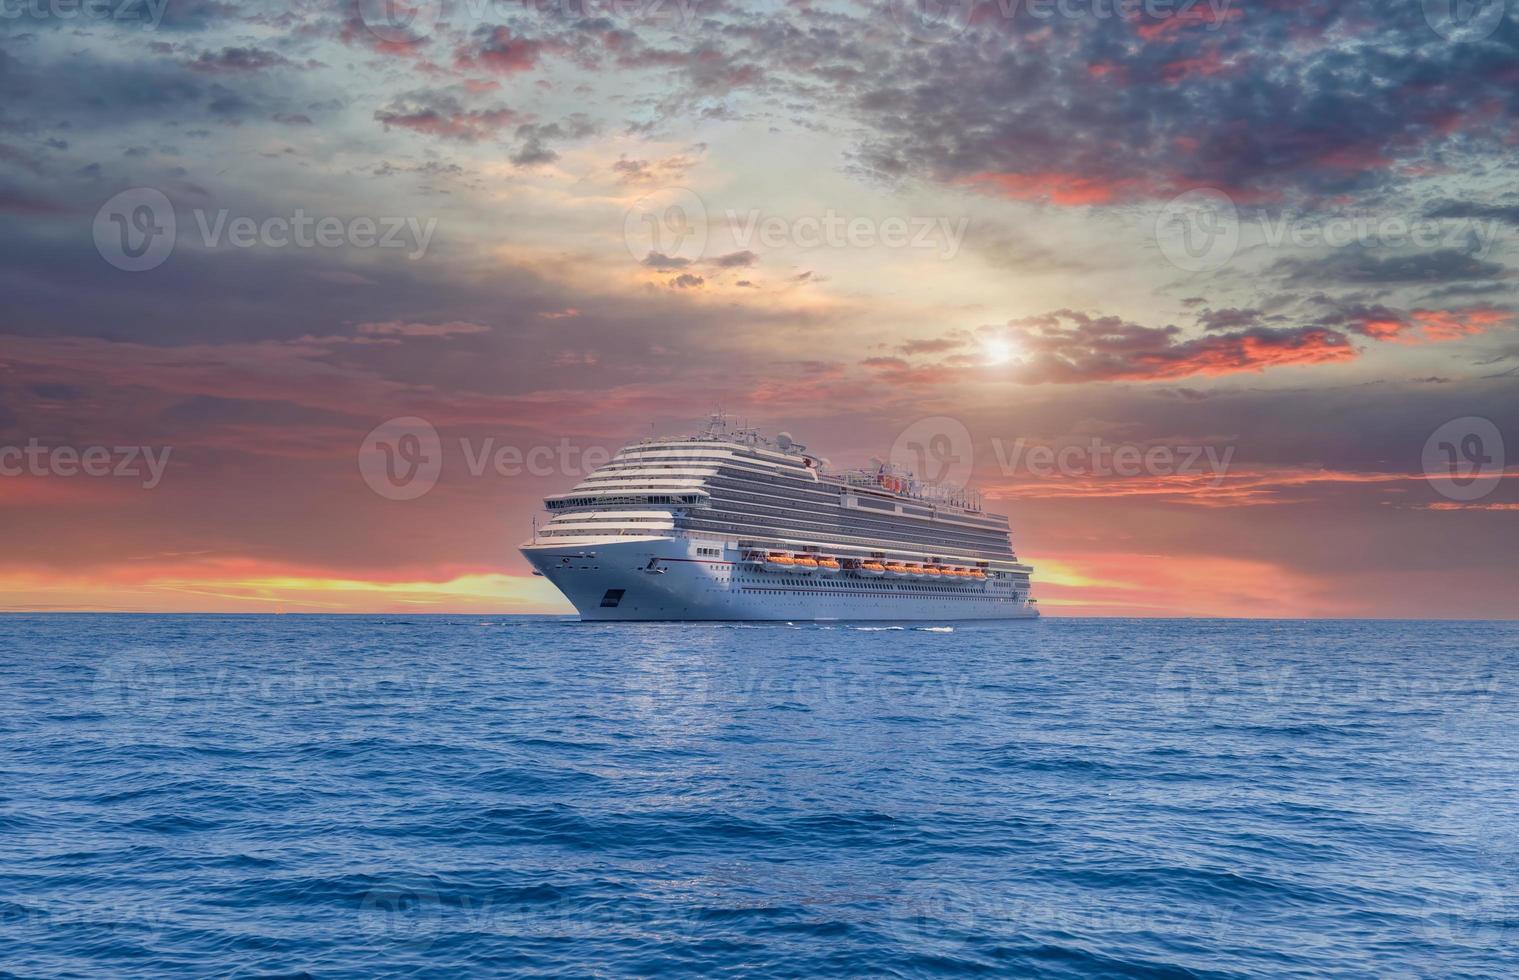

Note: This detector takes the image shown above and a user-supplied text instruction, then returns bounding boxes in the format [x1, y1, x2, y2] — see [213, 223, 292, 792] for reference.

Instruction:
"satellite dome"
[776, 432, 793, 449]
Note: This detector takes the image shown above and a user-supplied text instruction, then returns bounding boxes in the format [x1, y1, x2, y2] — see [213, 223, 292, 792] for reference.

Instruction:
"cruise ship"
[520, 417, 1039, 621]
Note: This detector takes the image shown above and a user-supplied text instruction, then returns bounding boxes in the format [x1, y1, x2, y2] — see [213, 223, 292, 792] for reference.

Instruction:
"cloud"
[1425, 200, 1519, 227]
[1270, 247, 1508, 285]
[353, 320, 492, 339]
[186, 46, 290, 74]
[1313, 301, 1513, 343]
[611, 150, 702, 184]
[374, 93, 519, 142]
[454, 26, 550, 75]
[1197, 308, 1266, 331]
[896, 331, 973, 356]
[509, 115, 598, 166]
[798, 3, 1519, 211]
[642, 251, 690, 270]
[711, 250, 758, 268]
[1009, 313, 1358, 382]
[867, 311, 1360, 385]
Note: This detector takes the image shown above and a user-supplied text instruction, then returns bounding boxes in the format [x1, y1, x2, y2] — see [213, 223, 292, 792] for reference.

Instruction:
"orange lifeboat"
[764, 553, 796, 573]
[884, 563, 910, 577]
[816, 557, 841, 576]
[859, 562, 886, 577]
[792, 555, 819, 575]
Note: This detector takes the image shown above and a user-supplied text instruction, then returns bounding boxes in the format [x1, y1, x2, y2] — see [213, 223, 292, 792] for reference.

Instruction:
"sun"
[982, 338, 1016, 366]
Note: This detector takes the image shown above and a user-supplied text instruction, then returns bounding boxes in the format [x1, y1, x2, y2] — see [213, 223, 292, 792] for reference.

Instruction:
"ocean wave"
[1, 614, 1512, 977]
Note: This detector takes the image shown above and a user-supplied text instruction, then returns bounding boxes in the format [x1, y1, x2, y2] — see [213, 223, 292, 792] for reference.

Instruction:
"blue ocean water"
[1, 615, 1515, 977]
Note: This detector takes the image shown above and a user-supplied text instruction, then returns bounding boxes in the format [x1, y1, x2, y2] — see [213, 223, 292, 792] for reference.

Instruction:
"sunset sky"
[2, 0, 1516, 617]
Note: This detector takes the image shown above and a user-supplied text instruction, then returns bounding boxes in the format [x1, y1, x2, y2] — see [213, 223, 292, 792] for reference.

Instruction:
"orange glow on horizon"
[0, 567, 572, 615]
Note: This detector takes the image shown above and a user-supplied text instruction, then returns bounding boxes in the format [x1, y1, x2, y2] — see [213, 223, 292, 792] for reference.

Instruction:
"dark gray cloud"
[1426, 200, 1519, 227]
[187, 46, 292, 74]
[509, 115, 599, 166]
[1269, 247, 1509, 285]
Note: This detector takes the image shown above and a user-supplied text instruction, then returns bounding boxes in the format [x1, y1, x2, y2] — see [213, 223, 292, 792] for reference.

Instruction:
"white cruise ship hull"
[523, 537, 1040, 622]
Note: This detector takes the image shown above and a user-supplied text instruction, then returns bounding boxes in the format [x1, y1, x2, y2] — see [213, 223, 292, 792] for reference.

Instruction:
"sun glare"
[983, 338, 1016, 366]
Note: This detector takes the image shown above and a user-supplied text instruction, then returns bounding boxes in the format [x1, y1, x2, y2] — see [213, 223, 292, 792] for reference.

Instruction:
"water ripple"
[2, 615, 1516, 977]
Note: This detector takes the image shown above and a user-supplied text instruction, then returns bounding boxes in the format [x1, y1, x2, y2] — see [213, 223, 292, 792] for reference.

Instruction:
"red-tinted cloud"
[455, 27, 549, 75]
[965, 171, 1170, 206]
[374, 99, 519, 141]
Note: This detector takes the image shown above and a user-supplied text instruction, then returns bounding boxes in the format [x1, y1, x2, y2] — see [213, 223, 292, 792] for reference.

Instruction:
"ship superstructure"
[520, 417, 1038, 621]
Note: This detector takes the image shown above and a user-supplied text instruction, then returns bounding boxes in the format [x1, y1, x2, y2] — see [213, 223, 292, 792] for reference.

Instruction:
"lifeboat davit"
[816, 558, 842, 576]
[859, 562, 886, 577]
